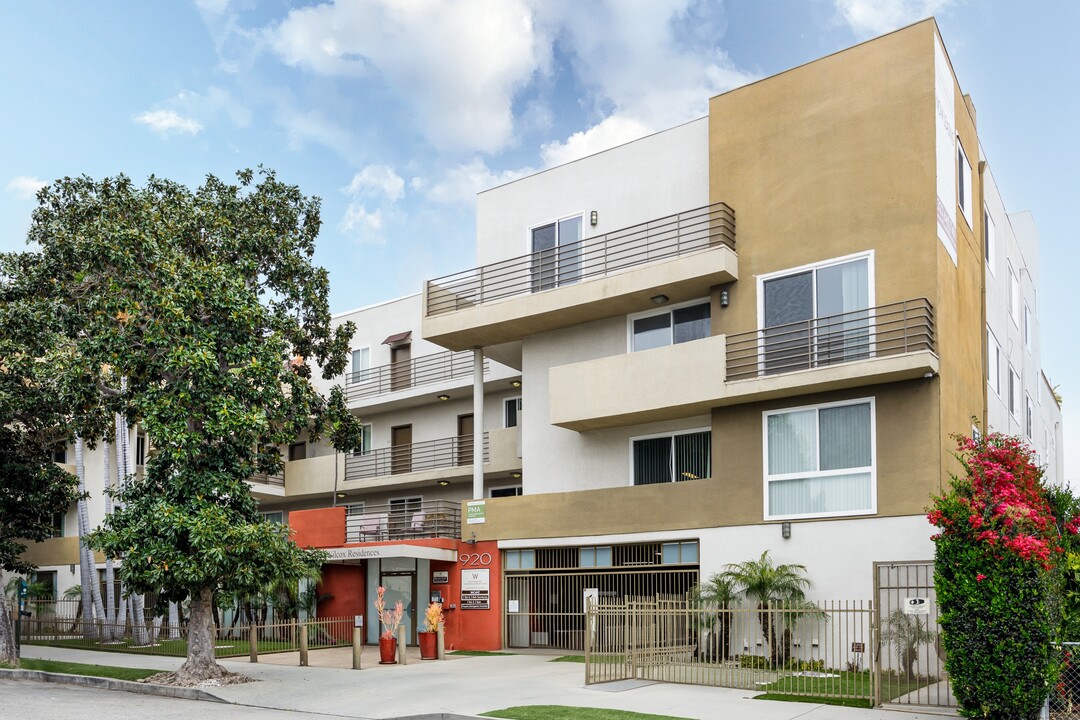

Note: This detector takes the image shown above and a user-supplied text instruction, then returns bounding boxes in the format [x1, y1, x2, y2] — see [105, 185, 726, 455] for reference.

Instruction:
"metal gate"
[873, 560, 955, 708]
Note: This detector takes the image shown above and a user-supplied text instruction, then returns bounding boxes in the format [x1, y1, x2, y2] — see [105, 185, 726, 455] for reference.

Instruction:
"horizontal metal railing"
[248, 471, 285, 487]
[344, 498, 462, 543]
[725, 298, 935, 381]
[344, 433, 489, 481]
[585, 597, 876, 704]
[345, 350, 488, 402]
[425, 202, 736, 316]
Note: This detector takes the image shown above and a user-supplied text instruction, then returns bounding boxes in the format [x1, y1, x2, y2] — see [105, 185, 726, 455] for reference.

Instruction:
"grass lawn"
[3, 657, 159, 681]
[481, 706, 693, 720]
[550, 655, 624, 664]
[24, 637, 314, 658]
[449, 650, 516, 656]
[755, 670, 934, 707]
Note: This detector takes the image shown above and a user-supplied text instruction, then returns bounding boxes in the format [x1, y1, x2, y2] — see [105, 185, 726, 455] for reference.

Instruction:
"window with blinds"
[632, 430, 711, 485]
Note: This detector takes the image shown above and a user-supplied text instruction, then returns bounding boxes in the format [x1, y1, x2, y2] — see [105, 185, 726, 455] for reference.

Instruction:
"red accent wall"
[317, 564, 365, 642]
[290, 507, 345, 548]
[434, 540, 502, 652]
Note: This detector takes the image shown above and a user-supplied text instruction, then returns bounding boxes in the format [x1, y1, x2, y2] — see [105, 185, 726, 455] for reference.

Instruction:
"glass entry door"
[380, 570, 417, 645]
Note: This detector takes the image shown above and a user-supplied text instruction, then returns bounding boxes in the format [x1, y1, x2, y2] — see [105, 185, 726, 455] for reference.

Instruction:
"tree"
[881, 608, 936, 681]
[719, 550, 814, 666]
[0, 250, 92, 666]
[20, 169, 361, 682]
[692, 573, 737, 660]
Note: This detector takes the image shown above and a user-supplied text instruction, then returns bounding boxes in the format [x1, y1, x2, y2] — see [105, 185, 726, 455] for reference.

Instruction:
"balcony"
[344, 499, 461, 542]
[423, 203, 737, 350]
[550, 299, 937, 431]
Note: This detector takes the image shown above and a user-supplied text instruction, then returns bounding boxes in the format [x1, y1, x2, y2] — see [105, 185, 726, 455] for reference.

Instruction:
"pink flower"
[976, 574, 987, 582]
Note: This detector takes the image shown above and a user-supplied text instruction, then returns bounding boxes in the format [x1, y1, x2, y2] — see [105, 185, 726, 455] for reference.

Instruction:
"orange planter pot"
[379, 636, 397, 664]
[419, 631, 438, 660]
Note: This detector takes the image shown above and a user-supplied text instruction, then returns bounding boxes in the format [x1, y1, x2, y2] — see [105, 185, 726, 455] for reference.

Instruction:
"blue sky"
[1, 0, 1077, 478]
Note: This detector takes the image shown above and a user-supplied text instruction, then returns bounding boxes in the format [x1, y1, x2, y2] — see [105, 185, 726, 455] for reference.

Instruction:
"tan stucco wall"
[19, 537, 103, 567]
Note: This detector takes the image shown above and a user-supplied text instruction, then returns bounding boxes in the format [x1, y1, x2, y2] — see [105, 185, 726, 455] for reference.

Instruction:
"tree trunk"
[0, 597, 18, 667]
[75, 437, 97, 639]
[131, 594, 151, 646]
[177, 587, 226, 682]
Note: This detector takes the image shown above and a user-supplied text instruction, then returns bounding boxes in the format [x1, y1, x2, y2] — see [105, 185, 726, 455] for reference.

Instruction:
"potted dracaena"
[374, 586, 405, 664]
[418, 601, 445, 660]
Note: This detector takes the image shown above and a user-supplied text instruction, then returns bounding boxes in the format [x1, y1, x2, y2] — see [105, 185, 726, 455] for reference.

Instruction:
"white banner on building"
[934, 34, 957, 266]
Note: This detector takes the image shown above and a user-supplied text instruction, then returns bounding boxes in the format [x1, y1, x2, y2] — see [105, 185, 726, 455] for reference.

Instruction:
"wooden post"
[299, 623, 309, 667]
[249, 623, 258, 663]
[397, 625, 407, 665]
[436, 625, 445, 660]
[352, 627, 363, 670]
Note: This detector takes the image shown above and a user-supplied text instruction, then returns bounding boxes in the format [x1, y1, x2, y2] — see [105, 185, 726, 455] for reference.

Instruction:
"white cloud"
[540, 115, 652, 168]
[834, 0, 953, 37]
[425, 158, 536, 204]
[269, 0, 548, 153]
[5, 176, 47, 201]
[338, 203, 385, 245]
[134, 109, 203, 136]
[344, 164, 405, 202]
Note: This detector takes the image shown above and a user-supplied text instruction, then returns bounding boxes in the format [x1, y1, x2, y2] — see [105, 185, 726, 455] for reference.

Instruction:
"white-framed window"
[504, 549, 536, 570]
[758, 252, 873, 373]
[629, 298, 711, 352]
[260, 511, 284, 525]
[489, 485, 522, 498]
[630, 428, 711, 485]
[1025, 394, 1034, 439]
[352, 423, 373, 456]
[49, 511, 65, 538]
[504, 397, 522, 428]
[1008, 265, 1019, 324]
[579, 546, 613, 567]
[1024, 304, 1033, 351]
[52, 444, 67, 464]
[984, 206, 995, 275]
[1009, 367, 1020, 417]
[350, 347, 371, 383]
[971, 425, 982, 442]
[661, 541, 699, 565]
[958, 141, 973, 226]
[530, 213, 583, 291]
[763, 397, 876, 521]
[987, 327, 1001, 396]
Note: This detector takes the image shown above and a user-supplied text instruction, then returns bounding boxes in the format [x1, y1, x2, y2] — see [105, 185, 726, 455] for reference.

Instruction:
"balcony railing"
[344, 434, 490, 481]
[344, 350, 487, 402]
[725, 298, 935, 381]
[425, 202, 736, 316]
[344, 499, 461, 543]
[248, 472, 285, 487]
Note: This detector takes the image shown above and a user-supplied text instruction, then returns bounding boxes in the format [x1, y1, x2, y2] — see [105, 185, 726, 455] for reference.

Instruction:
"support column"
[473, 347, 484, 500]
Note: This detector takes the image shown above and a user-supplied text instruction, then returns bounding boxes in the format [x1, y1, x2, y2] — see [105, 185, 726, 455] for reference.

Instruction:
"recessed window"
[759, 254, 872, 373]
[1024, 305, 1033, 351]
[1025, 394, 1034, 439]
[630, 300, 710, 352]
[958, 142, 973, 226]
[136, 433, 147, 466]
[504, 397, 522, 428]
[579, 546, 613, 567]
[1008, 266, 1019, 324]
[986, 327, 1001, 396]
[764, 398, 875, 520]
[531, 215, 583, 291]
[352, 423, 373, 457]
[504, 549, 536, 570]
[261, 511, 284, 525]
[350, 347, 370, 383]
[51, 444, 67, 464]
[661, 541, 699, 565]
[1009, 368, 1020, 417]
[489, 485, 522, 498]
[984, 206, 995, 275]
[632, 429, 711, 485]
[288, 442, 307, 462]
[49, 512, 64, 538]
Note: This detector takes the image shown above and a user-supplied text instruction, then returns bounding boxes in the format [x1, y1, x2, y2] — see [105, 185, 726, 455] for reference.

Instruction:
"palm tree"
[719, 550, 814, 666]
[692, 573, 737, 660]
[881, 609, 936, 680]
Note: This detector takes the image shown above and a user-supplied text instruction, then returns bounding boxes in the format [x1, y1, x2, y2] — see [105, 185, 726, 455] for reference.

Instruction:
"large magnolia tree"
[21, 169, 362, 682]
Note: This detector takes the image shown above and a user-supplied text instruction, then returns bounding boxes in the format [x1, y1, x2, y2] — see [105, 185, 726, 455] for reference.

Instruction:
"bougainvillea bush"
[929, 433, 1075, 720]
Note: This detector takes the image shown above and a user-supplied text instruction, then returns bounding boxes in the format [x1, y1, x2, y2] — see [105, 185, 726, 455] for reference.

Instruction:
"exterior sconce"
[651, 294, 669, 305]
[782, 522, 792, 540]
[590, 210, 598, 226]
[720, 289, 730, 307]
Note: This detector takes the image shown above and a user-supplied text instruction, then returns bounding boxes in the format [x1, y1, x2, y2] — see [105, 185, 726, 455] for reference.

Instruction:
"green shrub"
[738, 654, 770, 669]
[929, 433, 1071, 719]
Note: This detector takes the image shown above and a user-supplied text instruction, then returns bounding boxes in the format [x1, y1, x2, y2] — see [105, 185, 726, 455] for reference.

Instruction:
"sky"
[1, 0, 1077, 479]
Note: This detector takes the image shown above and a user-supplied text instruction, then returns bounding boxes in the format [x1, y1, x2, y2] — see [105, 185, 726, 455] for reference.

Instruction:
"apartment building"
[12, 19, 1063, 655]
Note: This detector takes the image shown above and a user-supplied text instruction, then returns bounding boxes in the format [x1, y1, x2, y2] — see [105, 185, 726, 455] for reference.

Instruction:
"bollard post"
[299, 623, 309, 667]
[249, 623, 258, 663]
[436, 625, 445, 660]
[397, 625, 407, 665]
[352, 627, 363, 670]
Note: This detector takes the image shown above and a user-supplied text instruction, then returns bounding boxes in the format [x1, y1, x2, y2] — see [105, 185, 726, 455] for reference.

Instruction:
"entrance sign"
[432, 571, 449, 584]
[903, 597, 930, 615]
[466, 500, 486, 524]
[461, 568, 490, 610]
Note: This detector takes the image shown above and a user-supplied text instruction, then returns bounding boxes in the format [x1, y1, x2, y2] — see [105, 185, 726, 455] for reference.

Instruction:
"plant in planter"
[418, 602, 445, 660]
[374, 586, 404, 664]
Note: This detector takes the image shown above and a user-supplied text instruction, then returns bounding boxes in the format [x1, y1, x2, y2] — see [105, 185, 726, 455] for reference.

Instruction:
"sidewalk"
[19, 645, 957, 720]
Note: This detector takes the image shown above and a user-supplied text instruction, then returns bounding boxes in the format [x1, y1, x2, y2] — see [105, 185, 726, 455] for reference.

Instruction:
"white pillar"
[473, 347, 484, 500]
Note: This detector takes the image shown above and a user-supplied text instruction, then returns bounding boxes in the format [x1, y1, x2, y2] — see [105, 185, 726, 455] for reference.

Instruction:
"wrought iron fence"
[344, 350, 487, 402]
[344, 433, 489, 481]
[725, 298, 935, 381]
[425, 202, 736, 316]
[585, 596, 876, 705]
[344, 498, 462, 543]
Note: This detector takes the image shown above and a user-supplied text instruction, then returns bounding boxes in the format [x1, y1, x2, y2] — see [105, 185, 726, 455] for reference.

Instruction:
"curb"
[0, 668, 228, 703]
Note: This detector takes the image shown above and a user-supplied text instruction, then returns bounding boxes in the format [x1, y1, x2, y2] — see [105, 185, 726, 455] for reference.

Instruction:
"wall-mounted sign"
[903, 597, 930, 615]
[851, 641, 865, 653]
[354, 615, 364, 628]
[508, 600, 520, 613]
[432, 571, 449, 584]
[466, 500, 486, 524]
[461, 568, 490, 610]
